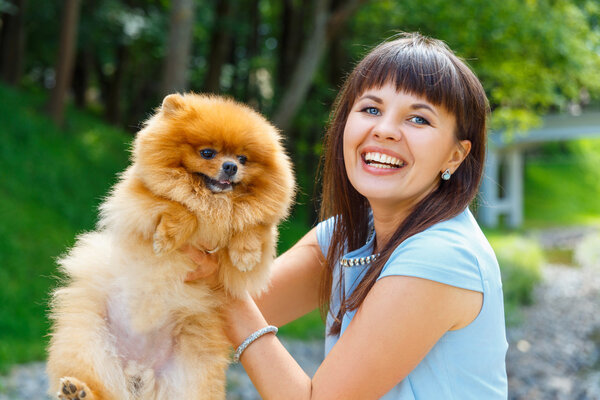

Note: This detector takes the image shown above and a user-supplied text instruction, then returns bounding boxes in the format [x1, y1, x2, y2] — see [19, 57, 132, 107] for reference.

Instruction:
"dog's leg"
[227, 224, 269, 272]
[48, 280, 127, 400]
[221, 224, 276, 297]
[160, 315, 229, 400]
[56, 377, 94, 400]
[153, 205, 198, 255]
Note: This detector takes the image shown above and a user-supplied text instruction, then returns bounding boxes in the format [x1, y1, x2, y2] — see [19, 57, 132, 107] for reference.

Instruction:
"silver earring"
[441, 169, 451, 181]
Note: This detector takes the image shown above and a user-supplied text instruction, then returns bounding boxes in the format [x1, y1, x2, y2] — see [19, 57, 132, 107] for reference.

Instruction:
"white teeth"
[364, 152, 404, 167]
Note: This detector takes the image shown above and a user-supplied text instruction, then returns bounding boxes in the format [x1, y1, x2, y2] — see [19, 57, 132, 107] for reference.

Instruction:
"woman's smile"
[342, 83, 468, 211]
[360, 146, 407, 175]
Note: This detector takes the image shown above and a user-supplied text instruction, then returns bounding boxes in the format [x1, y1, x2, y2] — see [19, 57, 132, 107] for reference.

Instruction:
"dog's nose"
[222, 161, 238, 177]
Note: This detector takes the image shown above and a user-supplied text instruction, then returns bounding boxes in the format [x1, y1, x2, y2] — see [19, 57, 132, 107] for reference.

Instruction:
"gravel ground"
[0, 338, 323, 400]
[2, 229, 599, 400]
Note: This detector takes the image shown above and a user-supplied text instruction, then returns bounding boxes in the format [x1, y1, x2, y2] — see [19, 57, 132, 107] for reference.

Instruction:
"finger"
[184, 262, 218, 282]
[181, 244, 217, 266]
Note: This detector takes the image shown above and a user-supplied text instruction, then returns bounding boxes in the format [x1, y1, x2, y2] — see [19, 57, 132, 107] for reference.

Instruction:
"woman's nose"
[372, 116, 402, 141]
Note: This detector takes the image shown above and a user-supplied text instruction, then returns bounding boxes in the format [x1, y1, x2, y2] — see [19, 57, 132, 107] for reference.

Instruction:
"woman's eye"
[237, 155, 247, 165]
[200, 148, 216, 159]
[409, 116, 430, 125]
[362, 107, 381, 116]
[364, 107, 380, 115]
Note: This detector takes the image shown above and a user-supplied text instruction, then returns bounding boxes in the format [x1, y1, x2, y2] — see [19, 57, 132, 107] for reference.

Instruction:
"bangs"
[351, 37, 466, 118]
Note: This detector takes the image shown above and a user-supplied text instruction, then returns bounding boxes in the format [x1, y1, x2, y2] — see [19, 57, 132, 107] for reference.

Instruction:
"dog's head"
[132, 93, 295, 222]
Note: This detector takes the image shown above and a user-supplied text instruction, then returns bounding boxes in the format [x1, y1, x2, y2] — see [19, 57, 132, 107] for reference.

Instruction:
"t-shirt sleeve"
[315, 216, 336, 258]
[378, 230, 484, 293]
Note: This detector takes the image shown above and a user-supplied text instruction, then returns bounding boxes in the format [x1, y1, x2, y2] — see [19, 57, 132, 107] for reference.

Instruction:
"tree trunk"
[239, 0, 261, 107]
[47, 0, 81, 125]
[104, 44, 128, 125]
[328, 35, 346, 90]
[277, 0, 305, 89]
[272, 0, 366, 132]
[203, 0, 234, 94]
[161, 0, 195, 96]
[72, 49, 92, 108]
[0, 0, 27, 85]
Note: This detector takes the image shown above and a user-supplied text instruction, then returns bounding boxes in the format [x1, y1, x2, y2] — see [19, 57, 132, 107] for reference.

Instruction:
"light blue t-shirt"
[316, 208, 508, 399]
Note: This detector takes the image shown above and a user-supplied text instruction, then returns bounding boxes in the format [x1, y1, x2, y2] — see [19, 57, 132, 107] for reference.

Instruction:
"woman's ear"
[444, 140, 471, 173]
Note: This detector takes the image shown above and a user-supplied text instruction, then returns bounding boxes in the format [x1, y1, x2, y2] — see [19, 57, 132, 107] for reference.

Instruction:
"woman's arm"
[184, 227, 326, 326]
[226, 275, 482, 400]
[254, 227, 325, 327]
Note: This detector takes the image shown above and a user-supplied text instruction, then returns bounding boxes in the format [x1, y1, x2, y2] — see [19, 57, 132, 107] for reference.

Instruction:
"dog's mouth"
[195, 173, 234, 193]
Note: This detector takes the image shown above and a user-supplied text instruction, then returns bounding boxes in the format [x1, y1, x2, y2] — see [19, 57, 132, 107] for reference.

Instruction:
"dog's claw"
[57, 377, 93, 400]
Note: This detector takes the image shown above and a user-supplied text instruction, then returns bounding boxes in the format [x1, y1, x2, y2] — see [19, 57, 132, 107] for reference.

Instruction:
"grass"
[0, 83, 319, 372]
[0, 84, 131, 371]
[524, 140, 600, 227]
[2, 83, 600, 371]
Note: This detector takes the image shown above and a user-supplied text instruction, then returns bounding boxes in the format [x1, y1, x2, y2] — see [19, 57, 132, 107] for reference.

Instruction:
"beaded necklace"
[339, 226, 380, 267]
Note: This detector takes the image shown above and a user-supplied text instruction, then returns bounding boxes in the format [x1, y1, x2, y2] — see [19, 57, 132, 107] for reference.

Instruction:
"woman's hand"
[180, 244, 219, 284]
[180, 244, 265, 347]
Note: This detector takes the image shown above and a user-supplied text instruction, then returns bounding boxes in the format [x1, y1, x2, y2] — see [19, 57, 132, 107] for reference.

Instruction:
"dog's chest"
[106, 289, 175, 371]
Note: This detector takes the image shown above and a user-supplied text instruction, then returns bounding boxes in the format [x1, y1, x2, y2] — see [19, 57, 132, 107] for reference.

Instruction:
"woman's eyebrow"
[357, 94, 383, 103]
[411, 103, 438, 116]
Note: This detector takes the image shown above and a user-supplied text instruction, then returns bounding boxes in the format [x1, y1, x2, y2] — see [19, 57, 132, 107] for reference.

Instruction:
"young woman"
[186, 32, 508, 399]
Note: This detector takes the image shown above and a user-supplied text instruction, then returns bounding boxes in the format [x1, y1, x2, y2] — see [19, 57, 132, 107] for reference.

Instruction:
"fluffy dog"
[47, 93, 295, 399]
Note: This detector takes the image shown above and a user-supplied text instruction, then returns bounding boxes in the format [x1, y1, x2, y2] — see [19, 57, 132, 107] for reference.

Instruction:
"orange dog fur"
[47, 93, 295, 399]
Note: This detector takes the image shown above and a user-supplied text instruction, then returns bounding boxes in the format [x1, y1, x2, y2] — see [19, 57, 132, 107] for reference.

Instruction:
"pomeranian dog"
[47, 93, 295, 400]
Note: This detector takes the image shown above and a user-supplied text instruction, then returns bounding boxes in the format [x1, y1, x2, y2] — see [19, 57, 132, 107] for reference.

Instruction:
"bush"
[488, 234, 545, 323]
[575, 233, 600, 268]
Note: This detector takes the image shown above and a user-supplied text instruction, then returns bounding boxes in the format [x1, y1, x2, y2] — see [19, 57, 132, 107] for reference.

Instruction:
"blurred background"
[1, 0, 600, 399]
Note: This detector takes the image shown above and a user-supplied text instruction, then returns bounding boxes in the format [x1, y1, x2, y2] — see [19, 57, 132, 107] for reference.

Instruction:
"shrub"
[488, 234, 544, 323]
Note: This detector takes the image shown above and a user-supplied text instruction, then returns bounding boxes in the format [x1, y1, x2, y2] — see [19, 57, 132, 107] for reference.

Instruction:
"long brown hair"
[318, 33, 489, 335]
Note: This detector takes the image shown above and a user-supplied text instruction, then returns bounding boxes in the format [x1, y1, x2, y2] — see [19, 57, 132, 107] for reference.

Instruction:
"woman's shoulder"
[402, 208, 490, 252]
[315, 216, 338, 257]
[381, 209, 497, 292]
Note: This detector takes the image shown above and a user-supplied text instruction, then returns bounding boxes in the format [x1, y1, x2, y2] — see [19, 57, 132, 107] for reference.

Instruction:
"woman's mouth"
[362, 152, 406, 169]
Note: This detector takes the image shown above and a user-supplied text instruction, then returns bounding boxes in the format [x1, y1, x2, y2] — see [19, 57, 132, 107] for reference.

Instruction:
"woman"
[186, 32, 508, 399]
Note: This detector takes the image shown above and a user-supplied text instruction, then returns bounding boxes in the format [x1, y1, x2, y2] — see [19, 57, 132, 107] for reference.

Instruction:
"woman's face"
[343, 83, 470, 212]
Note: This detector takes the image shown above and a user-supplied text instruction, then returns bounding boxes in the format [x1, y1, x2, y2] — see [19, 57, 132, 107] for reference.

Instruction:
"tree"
[47, 0, 81, 125]
[161, 0, 195, 96]
[272, 0, 367, 132]
[202, 0, 235, 94]
[347, 0, 600, 133]
[0, 0, 27, 85]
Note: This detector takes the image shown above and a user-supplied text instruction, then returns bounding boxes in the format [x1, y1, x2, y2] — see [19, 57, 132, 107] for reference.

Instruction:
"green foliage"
[0, 83, 319, 370]
[575, 233, 600, 267]
[349, 0, 600, 133]
[524, 138, 600, 227]
[279, 309, 325, 340]
[0, 84, 131, 371]
[5, 0, 600, 364]
[487, 234, 544, 324]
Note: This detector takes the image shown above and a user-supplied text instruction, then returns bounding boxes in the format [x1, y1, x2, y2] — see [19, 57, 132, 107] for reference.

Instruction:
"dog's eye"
[237, 155, 247, 165]
[200, 149, 216, 159]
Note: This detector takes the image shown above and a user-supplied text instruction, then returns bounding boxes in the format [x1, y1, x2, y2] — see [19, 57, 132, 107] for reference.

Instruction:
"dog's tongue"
[218, 180, 231, 185]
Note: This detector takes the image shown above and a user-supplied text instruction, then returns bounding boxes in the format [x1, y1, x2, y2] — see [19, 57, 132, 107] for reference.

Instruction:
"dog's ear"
[161, 93, 185, 116]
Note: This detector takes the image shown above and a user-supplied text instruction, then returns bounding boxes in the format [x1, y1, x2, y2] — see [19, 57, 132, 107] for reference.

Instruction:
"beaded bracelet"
[232, 325, 278, 363]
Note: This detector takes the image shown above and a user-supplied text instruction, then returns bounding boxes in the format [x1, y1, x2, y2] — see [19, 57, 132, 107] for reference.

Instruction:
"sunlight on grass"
[524, 139, 600, 228]
[2, 83, 600, 370]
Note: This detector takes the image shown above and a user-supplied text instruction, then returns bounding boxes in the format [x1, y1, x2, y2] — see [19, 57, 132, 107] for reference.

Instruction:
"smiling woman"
[343, 86, 471, 214]
[184, 32, 507, 400]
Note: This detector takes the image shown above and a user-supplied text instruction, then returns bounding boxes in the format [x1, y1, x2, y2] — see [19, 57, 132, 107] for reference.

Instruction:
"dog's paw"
[228, 247, 262, 272]
[57, 377, 93, 400]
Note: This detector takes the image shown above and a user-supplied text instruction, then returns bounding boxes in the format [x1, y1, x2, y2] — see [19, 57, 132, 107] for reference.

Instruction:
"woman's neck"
[371, 206, 409, 253]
